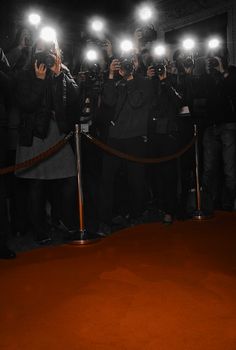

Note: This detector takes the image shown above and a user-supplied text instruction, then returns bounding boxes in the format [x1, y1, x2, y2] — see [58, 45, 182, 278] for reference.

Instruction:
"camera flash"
[153, 45, 166, 57]
[91, 19, 104, 32]
[120, 40, 133, 52]
[138, 6, 153, 22]
[86, 50, 98, 61]
[40, 27, 57, 42]
[183, 38, 195, 50]
[28, 13, 41, 26]
[208, 38, 220, 49]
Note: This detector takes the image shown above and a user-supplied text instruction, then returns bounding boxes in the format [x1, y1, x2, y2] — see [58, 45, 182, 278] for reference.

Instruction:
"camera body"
[208, 57, 220, 70]
[35, 50, 56, 69]
[183, 56, 195, 69]
[119, 57, 134, 75]
[152, 62, 166, 76]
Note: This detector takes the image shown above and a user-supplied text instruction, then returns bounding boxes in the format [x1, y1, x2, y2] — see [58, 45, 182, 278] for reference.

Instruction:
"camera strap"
[110, 80, 128, 126]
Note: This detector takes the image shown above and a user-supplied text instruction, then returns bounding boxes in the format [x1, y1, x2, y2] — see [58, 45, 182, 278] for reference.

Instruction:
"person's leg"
[202, 126, 221, 212]
[221, 128, 236, 210]
[152, 134, 179, 222]
[98, 138, 123, 235]
[28, 179, 51, 243]
[52, 176, 79, 232]
[0, 128, 16, 258]
[125, 137, 149, 220]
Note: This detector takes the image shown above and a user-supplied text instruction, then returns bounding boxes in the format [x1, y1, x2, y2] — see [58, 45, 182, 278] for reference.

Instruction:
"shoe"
[97, 223, 111, 237]
[0, 245, 16, 259]
[35, 233, 52, 245]
[162, 214, 173, 225]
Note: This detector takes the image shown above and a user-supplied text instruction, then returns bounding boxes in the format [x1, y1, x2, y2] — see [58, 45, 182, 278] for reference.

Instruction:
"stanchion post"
[70, 124, 100, 245]
[191, 123, 212, 220]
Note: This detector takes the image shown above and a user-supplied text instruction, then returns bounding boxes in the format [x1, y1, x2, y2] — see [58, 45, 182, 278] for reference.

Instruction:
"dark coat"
[0, 48, 11, 128]
[16, 66, 81, 146]
[149, 77, 183, 135]
[102, 75, 153, 138]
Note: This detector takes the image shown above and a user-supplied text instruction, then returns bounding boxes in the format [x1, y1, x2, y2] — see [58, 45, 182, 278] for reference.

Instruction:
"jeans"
[202, 123, 236, 209]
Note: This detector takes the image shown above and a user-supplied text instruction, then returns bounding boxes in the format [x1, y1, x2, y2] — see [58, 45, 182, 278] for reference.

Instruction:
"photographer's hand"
[50, 55, 62, 76]
[147, 66, 156, 79]
[35, 61, 47, 80]
[159, 70, 167, 81]
[109, 59, 120, 79]
[103, 39, 113, 58]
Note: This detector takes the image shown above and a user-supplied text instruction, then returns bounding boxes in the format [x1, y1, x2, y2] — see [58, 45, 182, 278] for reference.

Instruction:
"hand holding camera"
[109, 59, 121, 78]
[50, 54, 62, 76]
[35, 61, 47, 80]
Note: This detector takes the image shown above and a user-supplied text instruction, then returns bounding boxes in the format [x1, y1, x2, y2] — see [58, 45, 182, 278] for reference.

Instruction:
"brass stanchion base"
[191, 210, 214, 221]
[69, 230, 101, 246]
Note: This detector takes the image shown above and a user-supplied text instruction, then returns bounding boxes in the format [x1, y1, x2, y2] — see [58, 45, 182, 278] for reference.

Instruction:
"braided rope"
[0, 131, 74, 175]
[83, 133, 196, 164]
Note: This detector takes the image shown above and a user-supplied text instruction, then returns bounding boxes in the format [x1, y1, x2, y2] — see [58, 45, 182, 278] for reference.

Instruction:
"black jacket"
[149, 77, 183, 135]
[0, 48, 11, 128]
[102, 75, 153, 138]
[16, 67, 81, 146]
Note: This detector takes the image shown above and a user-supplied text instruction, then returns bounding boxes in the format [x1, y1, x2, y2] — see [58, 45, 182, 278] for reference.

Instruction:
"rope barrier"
[83, 133, 196, 164]
[0, 131, 74, 175]
[0, 130, 196, 175]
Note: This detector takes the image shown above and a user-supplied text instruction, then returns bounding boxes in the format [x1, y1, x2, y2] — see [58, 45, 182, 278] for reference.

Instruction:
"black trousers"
[202, 124, 236, 209]
[99, 136, 148, 224]
[27, 177, 78, 236]
[148, 133, 180, 216]
[0, 127, 9, 247]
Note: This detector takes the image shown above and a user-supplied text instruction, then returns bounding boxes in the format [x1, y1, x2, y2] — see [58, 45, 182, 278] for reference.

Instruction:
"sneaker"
[0, 245, 16, 259]
[35, 232, 52, 245]
[162, 214, 173, 225]
[97, 223, 111, 237]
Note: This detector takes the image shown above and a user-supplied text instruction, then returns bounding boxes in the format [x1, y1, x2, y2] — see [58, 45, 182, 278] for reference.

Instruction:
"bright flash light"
[28, 13, 41, 26]
[138, 6, 153, 22]
[40, 27, 57, 42]
[208, 38, 220, 49]
[183, 38, 195, 50]
[154, 45, 166, 57]
[86, 50, 98, 61]
[91, 19, 104, 32]
[120, 40, 133, 52]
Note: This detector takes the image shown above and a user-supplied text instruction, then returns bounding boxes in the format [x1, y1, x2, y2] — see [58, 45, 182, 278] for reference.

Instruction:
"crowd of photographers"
[0, 25, 236, 259]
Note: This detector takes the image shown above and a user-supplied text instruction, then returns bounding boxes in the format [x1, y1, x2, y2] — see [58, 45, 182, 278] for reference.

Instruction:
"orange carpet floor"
[1, 211, 236, 350]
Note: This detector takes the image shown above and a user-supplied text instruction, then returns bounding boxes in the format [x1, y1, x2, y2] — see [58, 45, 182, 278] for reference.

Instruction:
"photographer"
[202, 56, 236, 212]
[172, 51, 197, 218]
[0, 48, 16, 259]
[98, 57, 153, 235]
[15, 38, 81, 243]
[147, 63, 184, 224]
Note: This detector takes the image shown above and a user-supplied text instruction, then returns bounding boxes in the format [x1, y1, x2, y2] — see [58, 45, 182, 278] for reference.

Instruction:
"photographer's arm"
[16, 62, 46, 112]
[102, 59, 119, 106]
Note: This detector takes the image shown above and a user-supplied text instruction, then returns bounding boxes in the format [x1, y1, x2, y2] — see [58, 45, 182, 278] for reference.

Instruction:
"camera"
[208, 57, 219, 69]
[139, 25, 157, 44]
[35, 50, 56, 69]
[85, 62, 101, 80]
[152, 62, 166, 76]
[183, 56, 195, 69]
[119, 57, 134, 75]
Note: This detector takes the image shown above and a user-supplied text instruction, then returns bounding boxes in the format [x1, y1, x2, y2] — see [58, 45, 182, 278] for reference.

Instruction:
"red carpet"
[1, 212, 236, 349]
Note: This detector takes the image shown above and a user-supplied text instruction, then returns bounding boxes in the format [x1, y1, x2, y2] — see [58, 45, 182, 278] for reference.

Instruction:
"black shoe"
[35, 233, 52, 245]
[0, 246, 16, 259]
[162, 214, 173, 225]
[97, 223, 111, 237]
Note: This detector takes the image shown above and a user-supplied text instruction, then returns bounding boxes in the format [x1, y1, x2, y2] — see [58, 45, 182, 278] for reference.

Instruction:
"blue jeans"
[202, 123, 236, 209]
